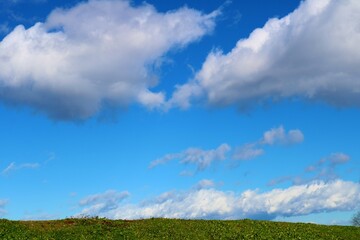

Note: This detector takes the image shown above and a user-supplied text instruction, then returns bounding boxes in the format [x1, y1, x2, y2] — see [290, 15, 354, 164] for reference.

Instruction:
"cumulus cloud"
[0, 0, 217, 120]
[170, 0, 360, 109]
[149, 143, 231, 171]
[78, 190, 130, 217]
[78, 180, 360, 220]
[269, 152, 351, 186]
[233, 125, 303, 161]
[261, 126, 304, 145]
[1, 162, 40, 175]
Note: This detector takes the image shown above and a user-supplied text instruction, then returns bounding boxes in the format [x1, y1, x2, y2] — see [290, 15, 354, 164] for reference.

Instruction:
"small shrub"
[353, 211, 360, 227]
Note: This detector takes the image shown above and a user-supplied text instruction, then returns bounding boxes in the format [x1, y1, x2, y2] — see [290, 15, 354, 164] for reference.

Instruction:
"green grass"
[0, 218, 359, 239]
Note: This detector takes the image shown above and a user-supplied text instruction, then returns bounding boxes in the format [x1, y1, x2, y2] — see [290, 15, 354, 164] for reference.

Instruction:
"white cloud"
[166, 82, 203, 110]
[78, 190, 130, 217]
[195, 179, 216, 189]
[328, 153, 350, 165]
[269, 152, 351, 186]
[268, 176, 303, 187]
[232, 143, 264, 161]
[78, 180, 360, 220]
[306, 153, 351, 181]
[149, 143, 231, 171]
[1, 162, 40, 175]
[171, 0, 360, 109]
[0, 0, 217, 120]
[233, 125, 303, 161]
[0, 199, 8, 216]
[261, 126, 304, 145]
[151, 126, 303, 168]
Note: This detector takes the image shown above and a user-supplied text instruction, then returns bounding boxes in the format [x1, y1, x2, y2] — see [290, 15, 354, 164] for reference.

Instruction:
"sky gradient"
[0, 0, 359, 225]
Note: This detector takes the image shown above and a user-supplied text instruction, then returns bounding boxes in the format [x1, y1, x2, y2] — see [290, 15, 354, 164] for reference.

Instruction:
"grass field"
[0, 218, 359, 239]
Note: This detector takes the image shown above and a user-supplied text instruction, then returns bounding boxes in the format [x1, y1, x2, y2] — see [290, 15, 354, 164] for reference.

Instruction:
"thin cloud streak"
[1, 162, 40, 175]
[268, 152, 351, 186]
[149, 143, 231, 171]
[150, 126, 304, 171]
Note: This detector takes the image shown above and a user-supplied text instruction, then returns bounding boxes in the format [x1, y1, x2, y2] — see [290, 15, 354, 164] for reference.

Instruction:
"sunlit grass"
[1, 217, 359, 239]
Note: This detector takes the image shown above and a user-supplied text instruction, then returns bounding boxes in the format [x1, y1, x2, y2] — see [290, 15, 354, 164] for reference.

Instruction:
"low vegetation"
[1, 217, 359, 239]
[353, 211, 360, 227]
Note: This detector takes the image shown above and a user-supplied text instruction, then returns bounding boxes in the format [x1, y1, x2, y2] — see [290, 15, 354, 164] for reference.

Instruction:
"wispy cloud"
[232, 143, 264, 161]
[194, 179, 218, 190]
[151, 126, 303, 171]
[304, 153, 351, 182]
[0, 23, 10, 35]
[233, 125, 304, 161]
[0, 199, 8, 216]
[170, 0, 360, 110]
[149, 143, 231, 171]
[44, 152, 56, 164]
[22, 212, 58, 221]
[1, 162, 40, 175]
[268, 152, 351, 186]
[78, 179, 360, 220]
[78, 190, 130, 217]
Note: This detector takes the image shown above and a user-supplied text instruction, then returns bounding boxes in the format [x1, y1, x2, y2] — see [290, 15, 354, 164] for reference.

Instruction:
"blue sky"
[0, 0, 359, 224]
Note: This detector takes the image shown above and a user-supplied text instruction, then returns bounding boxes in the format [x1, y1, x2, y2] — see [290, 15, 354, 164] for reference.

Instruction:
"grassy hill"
[1, 218, 359, 239]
